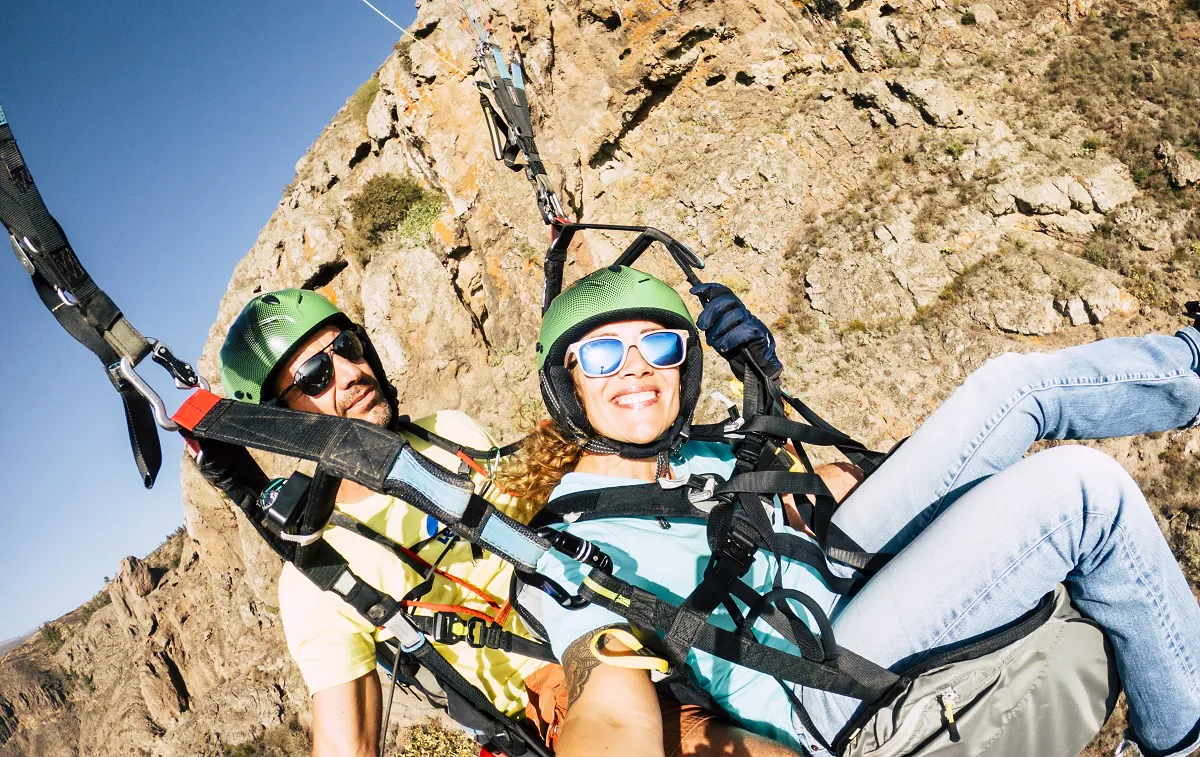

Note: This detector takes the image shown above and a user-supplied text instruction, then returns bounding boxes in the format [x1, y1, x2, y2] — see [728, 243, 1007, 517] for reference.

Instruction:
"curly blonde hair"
[494, 421, 584, 512]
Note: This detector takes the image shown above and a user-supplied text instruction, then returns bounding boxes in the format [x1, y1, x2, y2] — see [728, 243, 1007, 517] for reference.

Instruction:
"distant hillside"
[0, 635, 30, 660]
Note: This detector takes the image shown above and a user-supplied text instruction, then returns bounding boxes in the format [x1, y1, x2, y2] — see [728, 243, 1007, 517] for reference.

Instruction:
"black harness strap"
[407, 612, 556, 663]
[580, 569, 898, 702]
[1, 108, 162, 486]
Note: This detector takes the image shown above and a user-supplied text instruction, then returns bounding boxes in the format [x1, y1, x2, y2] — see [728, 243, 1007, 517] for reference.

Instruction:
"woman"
[499, 264, 1200, 757]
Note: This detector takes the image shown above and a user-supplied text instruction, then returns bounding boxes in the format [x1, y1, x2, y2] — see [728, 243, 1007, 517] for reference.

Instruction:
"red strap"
[172, 388, 222, 431]
[402, 601, 497, 625]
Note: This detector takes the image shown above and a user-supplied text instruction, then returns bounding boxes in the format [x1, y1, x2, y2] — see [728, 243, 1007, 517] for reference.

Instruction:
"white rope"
[356, 0, 472, 78]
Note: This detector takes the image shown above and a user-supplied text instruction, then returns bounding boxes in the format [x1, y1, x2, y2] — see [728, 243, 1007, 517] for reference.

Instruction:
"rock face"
[3, 0, 1200, 755]
[1157, 141, 1200, 189]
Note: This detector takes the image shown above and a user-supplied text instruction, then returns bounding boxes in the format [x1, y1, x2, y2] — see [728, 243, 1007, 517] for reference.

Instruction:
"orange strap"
[401, 601, 497, 625]
[392, 540, 501, 609]
[457, 450, 492, 479]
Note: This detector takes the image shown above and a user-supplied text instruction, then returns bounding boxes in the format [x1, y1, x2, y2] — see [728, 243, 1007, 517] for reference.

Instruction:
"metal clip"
[8, 233, 33, 275]
[115, 350, 209, 432]
[150, 341, 205, 389]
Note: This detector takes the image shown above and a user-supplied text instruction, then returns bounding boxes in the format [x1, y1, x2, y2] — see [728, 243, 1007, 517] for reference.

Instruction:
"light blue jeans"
[797, 329, 1200, 757]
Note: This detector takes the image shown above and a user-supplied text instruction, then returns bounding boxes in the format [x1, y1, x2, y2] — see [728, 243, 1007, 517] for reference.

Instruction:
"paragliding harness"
[3, 19, 1115, 757]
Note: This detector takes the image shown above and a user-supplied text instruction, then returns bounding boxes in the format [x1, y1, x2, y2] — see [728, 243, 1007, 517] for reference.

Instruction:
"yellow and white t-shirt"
[278, 410, 548, 715]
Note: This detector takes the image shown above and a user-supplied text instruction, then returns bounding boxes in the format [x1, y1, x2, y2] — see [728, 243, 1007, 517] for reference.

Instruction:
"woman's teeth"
[614, 390, 657, 407]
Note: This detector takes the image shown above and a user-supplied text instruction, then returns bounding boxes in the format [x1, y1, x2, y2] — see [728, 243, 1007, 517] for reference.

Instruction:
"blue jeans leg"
[831, 328, 1200, 555]
[802, 446, 1200, 756]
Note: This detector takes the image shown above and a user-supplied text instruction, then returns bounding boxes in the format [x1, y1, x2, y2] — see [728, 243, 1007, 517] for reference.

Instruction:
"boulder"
[1013, 178, 1071, 215]
[1083, 164, 1138, 213]
[840, 31, 885, 72]
[889, 77, 971, 128]
[1037, 212, 1097, 241]
[967, 4, 999, 23]
[1156, 142, 1200, 188]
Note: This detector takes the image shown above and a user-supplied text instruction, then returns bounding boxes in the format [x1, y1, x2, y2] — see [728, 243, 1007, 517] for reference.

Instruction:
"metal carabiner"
[114, 342, 209, 431]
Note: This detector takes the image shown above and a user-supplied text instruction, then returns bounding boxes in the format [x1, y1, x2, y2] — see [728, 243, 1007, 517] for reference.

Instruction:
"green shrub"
[1081, 137, 1100, 155]
[960, 10, 977, 25]
[346, 174, 439, 262]
[347, 75, 380, 129]
[39, 623, 63, 651]
[946, 140, 966, 159]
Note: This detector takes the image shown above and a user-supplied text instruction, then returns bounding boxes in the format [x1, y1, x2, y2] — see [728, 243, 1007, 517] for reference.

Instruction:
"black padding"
[191, 399, 405, 488]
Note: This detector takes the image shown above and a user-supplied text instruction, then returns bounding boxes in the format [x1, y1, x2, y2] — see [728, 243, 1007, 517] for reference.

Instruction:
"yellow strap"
[581, 575, 630, 607]
[588, 628, 670, 675]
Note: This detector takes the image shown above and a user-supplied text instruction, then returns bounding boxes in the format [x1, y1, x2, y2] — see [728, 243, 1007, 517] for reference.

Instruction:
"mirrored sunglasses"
[566, 329, 688, 378]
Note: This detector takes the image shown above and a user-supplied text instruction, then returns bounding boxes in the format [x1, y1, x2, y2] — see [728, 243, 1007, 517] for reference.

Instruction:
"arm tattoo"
[562, 624, 628, 706]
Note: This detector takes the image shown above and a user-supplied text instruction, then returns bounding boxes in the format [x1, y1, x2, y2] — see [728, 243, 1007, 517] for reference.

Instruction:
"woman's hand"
[691, 282, 783, 380]
[555, 628, 665, 757]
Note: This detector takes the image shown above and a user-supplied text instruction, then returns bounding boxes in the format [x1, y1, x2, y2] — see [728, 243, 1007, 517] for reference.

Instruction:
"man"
[212, 288, 548, 757]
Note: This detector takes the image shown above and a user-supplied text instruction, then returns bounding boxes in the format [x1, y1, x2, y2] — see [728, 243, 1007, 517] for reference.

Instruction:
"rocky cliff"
[2, 0, 1198, 753]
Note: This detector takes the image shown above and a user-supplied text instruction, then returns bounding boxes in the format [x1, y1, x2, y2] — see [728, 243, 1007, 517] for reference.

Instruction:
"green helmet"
[536, 265, 702, 459]
[219, 289, 349, 403]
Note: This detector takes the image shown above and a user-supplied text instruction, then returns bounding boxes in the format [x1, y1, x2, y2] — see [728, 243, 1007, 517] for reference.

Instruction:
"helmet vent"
[261, 294, 279, 305]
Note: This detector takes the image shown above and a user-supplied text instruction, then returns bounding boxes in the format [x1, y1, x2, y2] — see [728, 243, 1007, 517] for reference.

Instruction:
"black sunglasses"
[277, 329, 365, 399]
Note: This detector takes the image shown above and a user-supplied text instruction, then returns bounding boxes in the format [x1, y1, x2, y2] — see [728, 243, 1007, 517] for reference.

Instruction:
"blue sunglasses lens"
[639, 331, 685, 368]
[577, 338, 627, 376]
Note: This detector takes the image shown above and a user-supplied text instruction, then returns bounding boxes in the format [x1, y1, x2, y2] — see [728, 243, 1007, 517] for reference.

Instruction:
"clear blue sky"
[0, 1, 416, 640]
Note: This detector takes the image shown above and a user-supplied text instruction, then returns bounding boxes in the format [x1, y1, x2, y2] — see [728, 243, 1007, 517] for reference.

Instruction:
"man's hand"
[312, 671, 382, 757]
[691, 282, 783, 381]
[182, 434, 268, 513]
[782, 462, 864, 533]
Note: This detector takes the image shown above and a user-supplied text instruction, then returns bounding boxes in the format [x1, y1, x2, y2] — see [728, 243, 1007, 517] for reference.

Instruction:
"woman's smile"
[610, 386, 661, 409]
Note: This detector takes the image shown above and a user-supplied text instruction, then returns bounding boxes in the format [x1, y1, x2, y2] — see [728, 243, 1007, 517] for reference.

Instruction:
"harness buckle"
[716, 521, 759, 577]
[432, 612, 465, 645]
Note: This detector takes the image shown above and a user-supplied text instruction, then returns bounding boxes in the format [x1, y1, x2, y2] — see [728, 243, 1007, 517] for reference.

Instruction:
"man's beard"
[338, 376, 393, 427]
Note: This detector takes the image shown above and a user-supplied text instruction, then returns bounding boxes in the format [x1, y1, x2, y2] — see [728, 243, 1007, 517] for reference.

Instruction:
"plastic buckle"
[717, 524, 758, 577]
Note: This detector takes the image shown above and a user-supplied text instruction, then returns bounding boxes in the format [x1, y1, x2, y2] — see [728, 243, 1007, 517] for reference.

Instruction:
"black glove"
[691, 282, 783, 381]
[183, 433, 269, 514]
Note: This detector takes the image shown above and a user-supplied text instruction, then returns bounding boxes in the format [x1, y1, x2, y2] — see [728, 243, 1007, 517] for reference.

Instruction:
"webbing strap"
[1, 111, 161, 486]
[407, 611, 556, 663]
[581, 570, 897, 701]
[175, 391, 551, 572]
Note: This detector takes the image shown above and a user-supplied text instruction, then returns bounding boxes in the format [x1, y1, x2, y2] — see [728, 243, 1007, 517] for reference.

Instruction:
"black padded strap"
[2, 110, 161, 485]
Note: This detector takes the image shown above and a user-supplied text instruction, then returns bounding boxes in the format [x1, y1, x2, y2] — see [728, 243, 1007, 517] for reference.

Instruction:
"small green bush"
[349, 174, 427, 244]
[39, 623, 63, 651]
[346, 174, 444, 263]
[1081, 137, 1100, 155]
[960, 10, 977, 25]
[946, 141, 966, 159]
[347, 75, 380, 129]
